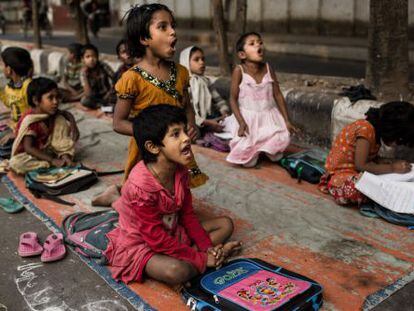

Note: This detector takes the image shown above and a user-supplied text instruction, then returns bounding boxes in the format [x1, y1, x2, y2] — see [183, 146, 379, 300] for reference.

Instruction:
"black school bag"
[280, 150, 327, 184]
[61, 210, 119, 264]
[25, 164, 123, 205]
[182, 258, 323, 311]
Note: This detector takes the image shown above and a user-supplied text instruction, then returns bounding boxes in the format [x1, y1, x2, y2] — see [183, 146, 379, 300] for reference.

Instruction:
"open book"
[355, 166, 414, 214]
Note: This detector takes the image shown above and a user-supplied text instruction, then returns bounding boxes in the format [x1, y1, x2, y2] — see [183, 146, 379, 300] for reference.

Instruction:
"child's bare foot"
[91, 184, 120, 207]
[222, 241, 242, 258]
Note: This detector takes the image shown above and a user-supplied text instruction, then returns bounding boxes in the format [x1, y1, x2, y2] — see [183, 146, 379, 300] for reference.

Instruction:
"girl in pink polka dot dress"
[319, 101, 414, 206]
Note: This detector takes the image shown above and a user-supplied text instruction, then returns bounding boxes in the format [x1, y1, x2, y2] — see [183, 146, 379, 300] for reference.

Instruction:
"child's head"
[179, 46, 205, 75]
[27, 77, 59, 115]
[236, 32, 264, 63]
[67, 42, 83, 63]
[133, 104, 192, 166]
[125, 4, 176, 59]
[366, 101, 414, 147]
[0, 47, 33, 79]
[116, 39, 133, 65]
[81, 43, 99, 69]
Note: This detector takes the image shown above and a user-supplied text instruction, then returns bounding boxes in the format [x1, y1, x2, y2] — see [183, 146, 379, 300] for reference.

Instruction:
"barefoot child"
[224, 32, 297, 167]
[9, 78, 79, 175]
[105, 105, 241, 285]
[319, 101, 414, 205]
[114, 4, 208, 184]
[179, 46, 230, 133]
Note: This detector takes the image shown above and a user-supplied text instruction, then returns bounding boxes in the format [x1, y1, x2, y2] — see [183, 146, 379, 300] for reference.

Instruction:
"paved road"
[0, 32, 370, 79]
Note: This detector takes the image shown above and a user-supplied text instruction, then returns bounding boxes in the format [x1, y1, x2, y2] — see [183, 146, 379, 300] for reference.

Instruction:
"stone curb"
[0, 40, 121, 77]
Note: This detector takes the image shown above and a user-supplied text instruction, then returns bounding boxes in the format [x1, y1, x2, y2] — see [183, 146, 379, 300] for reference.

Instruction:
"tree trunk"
[235, 0, 247, 35]
[32, 0, 42, 48]
[69, 0, 89, 44]
[230, 0, 247, 64]
[212, 0, 232, 76]
[366, 0, 409, 100]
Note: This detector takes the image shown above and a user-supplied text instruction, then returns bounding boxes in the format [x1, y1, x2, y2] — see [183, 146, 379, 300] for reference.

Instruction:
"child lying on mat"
[104, 104, 241, 285]
[9, 77, 79, 175]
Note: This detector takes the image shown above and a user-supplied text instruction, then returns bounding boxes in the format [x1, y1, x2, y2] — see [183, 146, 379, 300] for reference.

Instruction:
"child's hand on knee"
[207, 252, 218, 268]
[208, 244, 225, 267]
[238, 122, 249, 137]
[222, 241, 242, 258]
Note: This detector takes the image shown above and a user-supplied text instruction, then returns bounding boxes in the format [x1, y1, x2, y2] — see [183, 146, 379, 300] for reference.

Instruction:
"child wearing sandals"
[223, 32, 298, 167]
[105, 104, 241, 285]
[9, 77, 79, 175]
[93, 4, 208, 207]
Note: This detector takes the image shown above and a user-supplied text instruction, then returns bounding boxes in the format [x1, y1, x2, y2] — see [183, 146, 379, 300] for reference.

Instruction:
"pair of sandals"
[18, 231, 66, 262]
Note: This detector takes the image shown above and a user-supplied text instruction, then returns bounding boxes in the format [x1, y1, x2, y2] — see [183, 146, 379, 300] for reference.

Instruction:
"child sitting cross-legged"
[60, 42, 84, 102]
[104, 104, 241, 285]
[80, 43, 114, 110]
[9, 78, 79, 175]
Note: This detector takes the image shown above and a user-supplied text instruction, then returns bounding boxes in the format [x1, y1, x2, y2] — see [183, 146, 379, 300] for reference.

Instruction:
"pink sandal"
[41, 233, 66, 263]
[18, 232, 43, 257]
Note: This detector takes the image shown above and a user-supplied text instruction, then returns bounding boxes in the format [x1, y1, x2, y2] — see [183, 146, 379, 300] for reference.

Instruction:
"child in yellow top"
[113, 4, 207, 187]
[0, 47, 33, 133]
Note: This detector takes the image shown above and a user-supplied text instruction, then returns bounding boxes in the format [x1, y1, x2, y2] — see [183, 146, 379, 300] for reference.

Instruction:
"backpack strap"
[79, 164, 124, 176]
[95, 169, 124, 177]
[29, 188, 76, 206]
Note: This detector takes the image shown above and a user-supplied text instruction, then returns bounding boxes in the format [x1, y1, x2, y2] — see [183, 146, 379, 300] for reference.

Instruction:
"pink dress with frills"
[223, 64, 290, 165]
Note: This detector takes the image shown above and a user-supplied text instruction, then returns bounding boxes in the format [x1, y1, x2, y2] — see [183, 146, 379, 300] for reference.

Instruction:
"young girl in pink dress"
[224, 32, 297, 167]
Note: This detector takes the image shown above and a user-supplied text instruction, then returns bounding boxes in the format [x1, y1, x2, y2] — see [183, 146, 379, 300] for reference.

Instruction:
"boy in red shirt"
[105, 104, 241, 285]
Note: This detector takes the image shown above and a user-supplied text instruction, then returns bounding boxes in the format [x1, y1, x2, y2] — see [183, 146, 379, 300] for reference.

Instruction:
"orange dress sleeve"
[115, 70, 140, 100]
[354, 120, 376, 143]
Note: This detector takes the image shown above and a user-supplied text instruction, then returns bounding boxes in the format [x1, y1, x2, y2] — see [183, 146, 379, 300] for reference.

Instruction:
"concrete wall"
[114, 0, 414, 37]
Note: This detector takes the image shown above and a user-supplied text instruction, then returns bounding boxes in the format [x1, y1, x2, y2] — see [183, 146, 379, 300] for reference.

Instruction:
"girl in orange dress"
[319, 101, 414, 205]
[113, 4, 208, 187]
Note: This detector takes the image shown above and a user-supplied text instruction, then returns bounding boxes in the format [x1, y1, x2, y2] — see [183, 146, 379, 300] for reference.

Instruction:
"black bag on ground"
[182, 258, 323, 311]
[61, 210, 118, 264]
[25, 164, 123, 205]
[280, 150, 327, 184]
